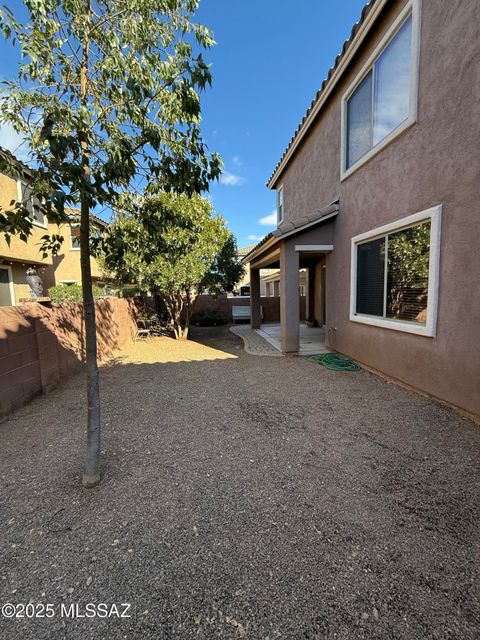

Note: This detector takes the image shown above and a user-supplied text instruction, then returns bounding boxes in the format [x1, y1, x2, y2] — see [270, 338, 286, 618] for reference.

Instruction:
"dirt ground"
[0, 326, 479, 639]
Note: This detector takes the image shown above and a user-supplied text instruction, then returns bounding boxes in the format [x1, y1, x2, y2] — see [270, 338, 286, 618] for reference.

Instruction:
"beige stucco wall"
[1, 168, 105, 299]
[0, 172, 53, 268]
[271, 0, 480, 415]
[43, 220, 104, 285]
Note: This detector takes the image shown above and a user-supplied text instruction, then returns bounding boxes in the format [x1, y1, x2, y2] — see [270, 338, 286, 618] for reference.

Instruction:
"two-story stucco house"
[244, 0, 479, 417]
[0, 148, 107, 304]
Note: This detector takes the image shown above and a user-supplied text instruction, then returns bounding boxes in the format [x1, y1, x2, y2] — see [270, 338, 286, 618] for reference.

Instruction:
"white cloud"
[247, 234, 264, 242]
[259, 210, 277, 226]
[219, 169, 245, 186]
[0, 123, 30, 161]
[232, 155, 242, 167]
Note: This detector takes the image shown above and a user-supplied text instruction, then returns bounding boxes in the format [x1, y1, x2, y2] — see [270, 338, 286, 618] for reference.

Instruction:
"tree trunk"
[80, 0, 101, 488]
[184, 288, 197, 340]
[80, 193, 101, 488]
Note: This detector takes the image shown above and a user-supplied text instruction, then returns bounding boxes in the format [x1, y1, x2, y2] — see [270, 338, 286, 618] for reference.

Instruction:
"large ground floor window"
[350, 206, 442, 336]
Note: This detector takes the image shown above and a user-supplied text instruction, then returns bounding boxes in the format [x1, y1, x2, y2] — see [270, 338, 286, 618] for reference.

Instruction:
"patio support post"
[307, 265, 316, 323]
[280, 241, 300, 354]
[250, 266, 261, 329]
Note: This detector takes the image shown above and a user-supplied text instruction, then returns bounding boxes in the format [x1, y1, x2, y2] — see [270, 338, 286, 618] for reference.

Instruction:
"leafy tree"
[99, 191, 231, 338]
[198, 234, 245, 296]
[387, 222, 430, 321]
[0, 1, 220, 487]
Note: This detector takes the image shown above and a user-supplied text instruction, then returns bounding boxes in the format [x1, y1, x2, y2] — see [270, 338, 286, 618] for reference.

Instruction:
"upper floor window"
[342, 2, 419, 178]
[17, 180, 47, 228]
[277, 186, 284, 225]
[70, 223, 81, 250]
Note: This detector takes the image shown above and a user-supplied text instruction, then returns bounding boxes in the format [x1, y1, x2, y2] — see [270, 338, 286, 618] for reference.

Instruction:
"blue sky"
[0, 1, 367, 246]
[196, 0, 367, 248]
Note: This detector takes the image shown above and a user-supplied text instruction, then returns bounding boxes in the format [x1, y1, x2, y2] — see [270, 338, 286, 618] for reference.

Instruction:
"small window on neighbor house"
[355, 220, 431, 324]
[70, 224, 81, 249]
[346, 14, 413, 170]
[19, 180, 47, 227]
[277, 186, 284, 225]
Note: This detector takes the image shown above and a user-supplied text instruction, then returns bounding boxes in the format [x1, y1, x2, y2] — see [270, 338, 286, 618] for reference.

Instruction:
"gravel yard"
[0, 326, 479, 639]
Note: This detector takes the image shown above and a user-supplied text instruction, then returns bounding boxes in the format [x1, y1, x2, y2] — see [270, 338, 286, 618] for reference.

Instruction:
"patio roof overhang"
[244, 201, 339, 270]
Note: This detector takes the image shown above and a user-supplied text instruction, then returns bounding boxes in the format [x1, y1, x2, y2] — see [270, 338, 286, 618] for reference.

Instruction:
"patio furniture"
[232, 305, 263, 324]
[132, 317, 152, 341]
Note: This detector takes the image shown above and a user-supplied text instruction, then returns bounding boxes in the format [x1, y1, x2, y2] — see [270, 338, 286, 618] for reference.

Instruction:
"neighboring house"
[235, 244, 286, 297]
[234, 244, 256, 296]
[262, 269, 307, 298]
[0, 148, 107, 305]
[0, 148, 54, 305]
[244, 0, 480, 417]
[45, 207, 108, 287]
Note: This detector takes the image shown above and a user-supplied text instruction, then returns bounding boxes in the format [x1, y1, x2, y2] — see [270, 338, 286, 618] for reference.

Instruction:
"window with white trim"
[350, 206, 442, 337]
[70, 223, 81, 250]
[18, 180, 47, 228]
[343, 2, 419, 175]
[277, 186, 284, 225]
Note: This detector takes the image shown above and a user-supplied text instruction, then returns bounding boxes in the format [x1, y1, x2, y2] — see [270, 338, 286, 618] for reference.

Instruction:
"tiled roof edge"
[266, 0, 380, 187]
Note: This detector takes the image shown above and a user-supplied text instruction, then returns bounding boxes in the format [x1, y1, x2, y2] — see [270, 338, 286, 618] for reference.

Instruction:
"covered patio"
[257, 323, 328, 356]
[244, 203, 338, 355]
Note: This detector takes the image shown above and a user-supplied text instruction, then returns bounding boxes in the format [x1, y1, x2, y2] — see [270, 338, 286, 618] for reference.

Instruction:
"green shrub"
[49, 284, 104, 304]
[193, 310, 227, 326]
[120, 287, 142, 299]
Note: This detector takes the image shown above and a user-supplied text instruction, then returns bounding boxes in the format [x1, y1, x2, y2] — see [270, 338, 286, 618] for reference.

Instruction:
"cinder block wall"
[0, 298, 136, 418]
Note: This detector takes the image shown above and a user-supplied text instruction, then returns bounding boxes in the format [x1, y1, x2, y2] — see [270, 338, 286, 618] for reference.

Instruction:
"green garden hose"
[311, 353, 361, 372]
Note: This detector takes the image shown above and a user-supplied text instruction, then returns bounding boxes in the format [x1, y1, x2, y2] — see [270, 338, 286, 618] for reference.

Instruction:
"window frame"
[69, 223, 81, 251]
[340, 0, 421, 181]
[0, 264, 15, 305]
[16, 179, 48, 229]
[277, 185, 284, 225]
[349, 205, 442, 337]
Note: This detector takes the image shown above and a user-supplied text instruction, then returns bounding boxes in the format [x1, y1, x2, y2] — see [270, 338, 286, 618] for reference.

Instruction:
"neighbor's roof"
[237, 244, 257, 257]
[0, 146, 32, 178]
[267, 0, 384, 188]
[241, 232, 274, 263]
[65, 207, 109, 228]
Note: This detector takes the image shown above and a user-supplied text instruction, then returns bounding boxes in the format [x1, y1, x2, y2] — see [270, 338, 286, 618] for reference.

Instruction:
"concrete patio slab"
[230, 325, 283, 356]
[257, 322, 329, 355]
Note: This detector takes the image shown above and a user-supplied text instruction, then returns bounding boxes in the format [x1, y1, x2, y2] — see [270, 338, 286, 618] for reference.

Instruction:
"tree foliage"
[199, 233, 245, 296]
[0, 0, 220, 486]
[100, 191, 234, 338]
[49, 283, 104, 303]
[0, 0, 221, 232]
[387, 221, 430, 320]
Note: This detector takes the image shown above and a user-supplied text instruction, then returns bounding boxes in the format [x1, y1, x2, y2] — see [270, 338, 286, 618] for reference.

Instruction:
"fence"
[191, 294, 306, 323]
[0, 298, 136, 418]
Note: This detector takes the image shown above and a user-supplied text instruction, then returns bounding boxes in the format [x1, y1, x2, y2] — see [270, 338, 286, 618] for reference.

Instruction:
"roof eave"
[267, 0, 388, 189]
[241, 233, 276, 265]
[241, 201, 339, 264]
